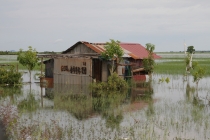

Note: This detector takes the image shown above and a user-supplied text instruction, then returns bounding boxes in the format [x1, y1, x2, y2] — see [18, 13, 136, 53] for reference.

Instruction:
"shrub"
[90, 73, 128, 92]
[0, 67, 22, 85]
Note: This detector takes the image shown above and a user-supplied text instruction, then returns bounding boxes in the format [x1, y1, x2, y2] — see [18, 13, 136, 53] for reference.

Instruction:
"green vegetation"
[0, 62, 41, 70]
[0, 51, 18, 55]
[90, 72, 128, 92]
[17, 46, 39, 82]
[185, 46, 196, 74]
[0, 51, 60, 55]
[17, 93, 39, 112]
[0, 103, 64, 140]
[158, 77, 170, 83]
[155, 58, 210, 76]
[193, 66, 206, 87]
[0, 86, 22, 101]
[54, 94, 92, 120]
[143, 43, 156, 76]
[101, 39, 124, 74]
[155, 60, 185, 75]
[0, 66, 22, 85]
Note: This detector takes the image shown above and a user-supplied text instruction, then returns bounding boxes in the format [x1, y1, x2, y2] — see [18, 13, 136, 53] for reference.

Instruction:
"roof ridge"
[120, 43, 140, 45]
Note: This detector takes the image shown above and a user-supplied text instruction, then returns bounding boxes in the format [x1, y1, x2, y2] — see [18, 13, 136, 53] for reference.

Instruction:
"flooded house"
[39, 41, 160, 86]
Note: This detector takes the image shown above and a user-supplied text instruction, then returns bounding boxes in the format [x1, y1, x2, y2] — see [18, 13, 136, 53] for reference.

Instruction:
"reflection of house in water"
[43, 82, 154, 121]
[126, 84, 154, 112]
[53, 84, 93, 120]
[38, 41, 160, 85]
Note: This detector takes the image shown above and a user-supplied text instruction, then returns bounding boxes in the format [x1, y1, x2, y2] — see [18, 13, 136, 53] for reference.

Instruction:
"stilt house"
[40, 41, 160, 85]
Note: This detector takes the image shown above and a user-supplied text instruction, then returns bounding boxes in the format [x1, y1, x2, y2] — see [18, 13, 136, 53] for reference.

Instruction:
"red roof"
[63, 41, 161, 59]
[120, 43, 161, 59]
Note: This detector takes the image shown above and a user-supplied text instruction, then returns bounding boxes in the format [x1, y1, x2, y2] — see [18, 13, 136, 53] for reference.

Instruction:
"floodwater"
[1, 70, 210, 139]
[1, 51, 210, 139]
[156, 53, 210, 58]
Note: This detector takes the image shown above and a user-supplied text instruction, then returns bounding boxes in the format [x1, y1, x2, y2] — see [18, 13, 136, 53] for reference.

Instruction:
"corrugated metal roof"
[63, 41, 161, 59]
[120, 43, 161, 59]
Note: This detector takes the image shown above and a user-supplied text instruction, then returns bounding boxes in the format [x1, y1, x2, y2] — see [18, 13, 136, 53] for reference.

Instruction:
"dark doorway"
[92, 59, 102, 82]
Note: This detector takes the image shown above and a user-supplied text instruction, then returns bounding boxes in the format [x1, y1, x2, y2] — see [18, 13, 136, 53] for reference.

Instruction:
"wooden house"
[39, 41, 160, 85]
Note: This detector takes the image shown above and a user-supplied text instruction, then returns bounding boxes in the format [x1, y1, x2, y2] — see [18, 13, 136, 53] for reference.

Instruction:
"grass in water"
[155, 59, 210, 76]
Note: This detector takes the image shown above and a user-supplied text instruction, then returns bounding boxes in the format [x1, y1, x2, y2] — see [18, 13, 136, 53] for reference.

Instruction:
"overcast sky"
[1, 0, 210, 52]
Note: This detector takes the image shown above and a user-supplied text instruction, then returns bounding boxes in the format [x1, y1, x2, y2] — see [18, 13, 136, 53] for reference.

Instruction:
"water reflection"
[185, 82, 195, 103]
[44, 81, 154, 130]
[0, 70, 156, 139]
[0, 86, 22, 101]
[130, 81, 154, 117]
[92, 90, 127, 130]
[185, 82, 205, 107]
[18, 93, 39, 112]
[184, 80, 208, 124]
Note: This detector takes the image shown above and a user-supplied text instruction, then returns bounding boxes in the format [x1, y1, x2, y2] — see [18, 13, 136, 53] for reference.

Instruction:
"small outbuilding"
[39, 41, 160, 85]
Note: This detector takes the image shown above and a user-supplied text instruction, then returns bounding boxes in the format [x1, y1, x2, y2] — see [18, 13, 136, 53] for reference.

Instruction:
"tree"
[187, 46, 195, 54]
[192, 66, 206, 89]
[143, 43, 155, 78]
[185, 46, 196, 74]
[184, 45, 205, 90]
[17, 46, 39, 83]
[101, 39, 124, 74]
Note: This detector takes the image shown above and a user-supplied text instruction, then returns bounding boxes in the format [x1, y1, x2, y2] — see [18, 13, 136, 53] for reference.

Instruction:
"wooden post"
[116, 58, 118, 74]
[41, 57, 43, 77]
[90, 58, 92, 83]
[41, 87, 43, 108]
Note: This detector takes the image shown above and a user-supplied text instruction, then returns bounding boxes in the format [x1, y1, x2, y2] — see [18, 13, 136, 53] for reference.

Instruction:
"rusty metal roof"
[120, 43, 161, 59]
[62, 41, 161, 59]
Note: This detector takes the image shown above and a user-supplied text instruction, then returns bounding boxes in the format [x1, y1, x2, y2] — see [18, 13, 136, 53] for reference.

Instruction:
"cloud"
[1, 0, 210, 52]
[54, 39, 63, 44]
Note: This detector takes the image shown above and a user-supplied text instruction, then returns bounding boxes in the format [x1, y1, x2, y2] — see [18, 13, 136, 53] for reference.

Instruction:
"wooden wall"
[54, 57, 92, 85]
[101, 61, 108, 82]
[66, 44, 96, 54]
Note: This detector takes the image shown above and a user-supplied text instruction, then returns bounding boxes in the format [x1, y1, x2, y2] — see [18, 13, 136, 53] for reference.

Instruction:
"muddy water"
[1, 71, 210, 139]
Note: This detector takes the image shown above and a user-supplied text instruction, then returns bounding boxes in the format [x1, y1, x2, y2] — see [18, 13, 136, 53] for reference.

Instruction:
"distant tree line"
[0, 51, 61, 55]
[179, 50, 210, 53]
[38, 51, 60, 54]
[0, 51, 18, 55]
[195, 50, 210, 53]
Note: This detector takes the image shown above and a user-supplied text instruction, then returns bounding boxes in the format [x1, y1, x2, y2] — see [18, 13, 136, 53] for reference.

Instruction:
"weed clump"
[90, 73, 128, 92]
[0, 67, 22, 85]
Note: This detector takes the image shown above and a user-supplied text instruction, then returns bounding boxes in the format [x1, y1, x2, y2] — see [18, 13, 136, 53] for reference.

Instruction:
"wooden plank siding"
[101, 61, 108, 82]
[54, 57, 92, 85]
[66, 44, 96, 54]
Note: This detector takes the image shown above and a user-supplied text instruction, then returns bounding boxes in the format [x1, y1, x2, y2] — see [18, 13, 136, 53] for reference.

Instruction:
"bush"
[0, 67, 22, 85]
[90, 73, 128, 92]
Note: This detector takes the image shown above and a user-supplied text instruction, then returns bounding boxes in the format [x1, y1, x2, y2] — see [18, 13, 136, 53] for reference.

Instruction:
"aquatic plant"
[192, 66, 206, 88]
[0, 66, 22, 85]
[90, 72, 128, 92]
[143, 43, 156, 78]
[158, 77, 170, 83]
[17, 93, 39, 112]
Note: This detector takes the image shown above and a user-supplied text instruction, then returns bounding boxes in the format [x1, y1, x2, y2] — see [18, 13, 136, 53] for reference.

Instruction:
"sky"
[0, 0, 210, 52]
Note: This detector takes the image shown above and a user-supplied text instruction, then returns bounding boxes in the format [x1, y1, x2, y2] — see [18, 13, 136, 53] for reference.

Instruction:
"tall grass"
[155, 58, 210, 76]
[0, 62, 43, 71]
